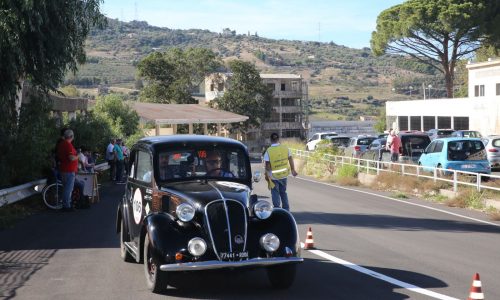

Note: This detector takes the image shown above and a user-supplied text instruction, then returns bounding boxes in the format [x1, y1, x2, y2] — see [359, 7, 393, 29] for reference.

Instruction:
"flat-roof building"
[386, 59, 500, 135]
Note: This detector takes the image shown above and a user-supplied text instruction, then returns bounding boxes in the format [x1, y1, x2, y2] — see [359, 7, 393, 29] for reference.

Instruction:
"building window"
[474, 85, 485, 97]
[282, 113, 298, 122]
[497, 83, 500, 96]
[210, 84, 214, 92]
[281, 98, 298, 106]
[282, 130, 301, 138]
[217, 82, 224, 91]
[410, 116, 421, 131]
[291, 81, 299, 91]
[423, 116, 435, 131]
[437, 116, 451, 129]
[281, 83, 286, 91]
[398, 116, 408, 131]
[267, 83, 275, 91]
[454, 117, 469, 130]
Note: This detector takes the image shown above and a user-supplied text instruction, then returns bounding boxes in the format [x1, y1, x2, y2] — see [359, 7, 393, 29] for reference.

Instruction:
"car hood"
[159, 180, 252, 208]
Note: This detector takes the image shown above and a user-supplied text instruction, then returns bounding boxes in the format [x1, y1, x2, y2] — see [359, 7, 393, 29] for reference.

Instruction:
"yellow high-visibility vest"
[267, 145, 290, 179]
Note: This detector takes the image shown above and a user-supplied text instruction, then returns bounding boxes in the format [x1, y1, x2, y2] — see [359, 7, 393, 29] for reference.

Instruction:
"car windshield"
[438, 130, 454, 137]
[330, 137, 350, 147]
[462, 131, 481, 138]
[357, 138, 376, 145]
[401, 136, 430, 155]
[321, 133, 337, 139]
[156, 147, 248, 181]
[493, 139, 500, 147]
[447, 140, 487, 161]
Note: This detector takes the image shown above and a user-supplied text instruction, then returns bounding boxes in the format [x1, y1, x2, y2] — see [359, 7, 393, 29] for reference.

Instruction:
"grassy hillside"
[69, 19, 446, 120]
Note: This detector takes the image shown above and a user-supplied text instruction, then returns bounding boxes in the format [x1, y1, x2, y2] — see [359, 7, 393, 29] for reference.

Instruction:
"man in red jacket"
[57, 129, 78, 211]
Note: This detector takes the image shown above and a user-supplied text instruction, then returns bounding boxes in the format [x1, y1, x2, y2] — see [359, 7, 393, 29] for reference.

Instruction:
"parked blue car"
[418, 138, 491, 175]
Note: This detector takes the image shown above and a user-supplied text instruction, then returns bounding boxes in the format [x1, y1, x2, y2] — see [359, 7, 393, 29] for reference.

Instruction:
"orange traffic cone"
[304, 227, 315, 249]
[467, 273, 484, 300]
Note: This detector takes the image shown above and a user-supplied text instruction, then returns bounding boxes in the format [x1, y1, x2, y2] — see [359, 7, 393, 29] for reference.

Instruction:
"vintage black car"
[116, 135, 302, 293]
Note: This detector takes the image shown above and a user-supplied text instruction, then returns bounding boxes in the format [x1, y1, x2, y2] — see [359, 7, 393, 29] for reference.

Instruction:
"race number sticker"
[133, 189, 143, 224]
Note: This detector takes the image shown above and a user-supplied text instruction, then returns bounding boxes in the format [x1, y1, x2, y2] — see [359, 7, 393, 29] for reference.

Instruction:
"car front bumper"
[160, 257, 303, 272]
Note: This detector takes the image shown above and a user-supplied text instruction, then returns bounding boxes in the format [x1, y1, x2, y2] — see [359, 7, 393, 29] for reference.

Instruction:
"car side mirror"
[253, 170, 262, 182]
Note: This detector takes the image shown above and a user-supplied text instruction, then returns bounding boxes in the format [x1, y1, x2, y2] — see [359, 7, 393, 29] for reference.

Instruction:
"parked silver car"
[344, 135, 377, 158]
[483, 135, 500, 169]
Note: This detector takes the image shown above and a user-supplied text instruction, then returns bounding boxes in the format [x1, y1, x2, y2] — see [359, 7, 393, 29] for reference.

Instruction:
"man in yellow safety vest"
[263, 132, 298, 211]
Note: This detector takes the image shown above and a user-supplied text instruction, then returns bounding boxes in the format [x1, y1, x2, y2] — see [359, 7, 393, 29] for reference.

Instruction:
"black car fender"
[143, 213, 202, 264]
[116, 196, 130, 234]
[247, 208, 301, 257]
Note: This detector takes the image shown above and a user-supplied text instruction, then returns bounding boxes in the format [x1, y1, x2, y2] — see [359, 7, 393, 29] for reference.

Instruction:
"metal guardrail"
[291, 149, 500, 193]
[0, 163, 109, 208]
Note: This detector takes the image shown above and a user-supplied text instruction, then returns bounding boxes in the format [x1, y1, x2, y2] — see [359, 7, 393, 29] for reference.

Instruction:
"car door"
[309, 134, 319, 150]
[431, 140, 444, 168]
[126, 148, 154, 246]
[420, 141, 436, 171]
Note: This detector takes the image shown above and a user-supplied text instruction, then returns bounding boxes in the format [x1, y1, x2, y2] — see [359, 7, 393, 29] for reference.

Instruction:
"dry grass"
[488, 210, 500, 221]
[336, 177, 359, 186]
[445, 189, 485, 209]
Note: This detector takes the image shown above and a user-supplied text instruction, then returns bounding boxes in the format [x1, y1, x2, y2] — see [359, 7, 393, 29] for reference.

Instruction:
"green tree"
[0, 0, 104, 186]
[371, 0, 500, 98]
[374, 109, 386, 133]
[138, 48, 221, 103]
[93, 94, 141, 139]
[211, 60, 272, 133]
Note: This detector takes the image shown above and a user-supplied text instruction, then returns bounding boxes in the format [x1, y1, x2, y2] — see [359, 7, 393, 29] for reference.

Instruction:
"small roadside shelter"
[131, 102, 248, 136]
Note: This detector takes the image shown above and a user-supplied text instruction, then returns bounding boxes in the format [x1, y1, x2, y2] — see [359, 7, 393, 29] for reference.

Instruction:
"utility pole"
[134, 2, 138, 21]
[318, 22, 321, 43]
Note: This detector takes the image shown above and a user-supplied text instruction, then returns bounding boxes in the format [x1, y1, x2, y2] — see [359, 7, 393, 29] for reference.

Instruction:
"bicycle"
[42, 174, 83, 210]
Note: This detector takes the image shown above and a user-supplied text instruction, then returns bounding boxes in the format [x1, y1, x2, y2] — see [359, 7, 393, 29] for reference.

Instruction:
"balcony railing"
[271, 91, 303, 98]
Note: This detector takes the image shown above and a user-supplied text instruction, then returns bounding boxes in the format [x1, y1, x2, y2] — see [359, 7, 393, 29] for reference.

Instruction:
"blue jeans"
[61, 172, 76, 208]
[271, 178, 290, 211]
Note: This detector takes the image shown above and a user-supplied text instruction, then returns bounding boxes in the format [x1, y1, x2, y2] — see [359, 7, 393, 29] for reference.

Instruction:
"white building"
[386, 59, 500, 135]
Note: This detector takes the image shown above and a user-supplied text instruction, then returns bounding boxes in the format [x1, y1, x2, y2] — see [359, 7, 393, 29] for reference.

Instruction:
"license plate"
[220, 251, 248, 260]
[462, 164, 476, 169]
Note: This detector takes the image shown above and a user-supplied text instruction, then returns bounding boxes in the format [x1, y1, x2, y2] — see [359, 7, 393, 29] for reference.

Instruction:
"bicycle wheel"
[43, 183, 64, 209]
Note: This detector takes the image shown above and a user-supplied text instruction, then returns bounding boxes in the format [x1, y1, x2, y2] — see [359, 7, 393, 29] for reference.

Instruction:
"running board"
[124, 242, 139, 260]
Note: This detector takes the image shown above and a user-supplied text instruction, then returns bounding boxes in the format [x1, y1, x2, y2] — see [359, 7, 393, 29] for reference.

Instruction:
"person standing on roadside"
[263, 132, 298, 211]
[56, 129, 78, 212]
[114, 138, 125, 184]
[387, 130, 401, 162]
[106, 138, 116, 181]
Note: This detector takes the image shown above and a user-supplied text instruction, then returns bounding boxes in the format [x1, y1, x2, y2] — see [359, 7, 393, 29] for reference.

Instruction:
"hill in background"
[68, 19, 445, 120]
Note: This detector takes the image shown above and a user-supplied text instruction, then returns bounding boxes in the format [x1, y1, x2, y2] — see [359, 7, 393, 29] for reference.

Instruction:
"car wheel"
[144, 232, 168, 293]
[120, 218, 134, 263]
[267, 264, 297, 289]
[437, 164, 448, 177]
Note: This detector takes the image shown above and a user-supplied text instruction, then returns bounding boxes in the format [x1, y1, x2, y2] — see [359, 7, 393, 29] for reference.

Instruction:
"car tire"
[120, 218, 134, 263]
[437, 164, 448, 177]
[144, 232, 168, 293]
[267, 264, 297, 289]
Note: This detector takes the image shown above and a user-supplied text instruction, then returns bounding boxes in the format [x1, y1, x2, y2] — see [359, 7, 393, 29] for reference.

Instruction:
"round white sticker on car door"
[133, 188, 143, 224]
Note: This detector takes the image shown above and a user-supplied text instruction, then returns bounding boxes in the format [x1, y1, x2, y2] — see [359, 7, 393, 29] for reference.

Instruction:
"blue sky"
[101, 0, 404, 49]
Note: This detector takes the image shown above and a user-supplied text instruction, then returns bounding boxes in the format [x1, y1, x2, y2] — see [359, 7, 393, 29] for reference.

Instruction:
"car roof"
[434, 137, 484, 142]
[316, 132, 337, 135]
[135, 135, 246, 148]
[398, 131, 428, 136]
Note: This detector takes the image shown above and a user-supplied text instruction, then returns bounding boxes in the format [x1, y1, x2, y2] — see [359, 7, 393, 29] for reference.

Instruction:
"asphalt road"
[1, 166, 500, 299]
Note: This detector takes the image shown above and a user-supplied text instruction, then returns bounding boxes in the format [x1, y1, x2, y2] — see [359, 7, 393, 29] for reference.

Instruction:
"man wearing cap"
[263, 133, 298, 211]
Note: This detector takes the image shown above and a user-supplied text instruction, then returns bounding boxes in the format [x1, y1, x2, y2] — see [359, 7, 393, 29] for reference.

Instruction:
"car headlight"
[260, 233, 280, 252]
[253, 200, 273, 220]
[188, 237, 207, 257]
[176, 203, 195, 222]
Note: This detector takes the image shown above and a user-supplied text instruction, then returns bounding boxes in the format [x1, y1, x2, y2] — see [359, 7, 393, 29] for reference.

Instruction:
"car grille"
[205, 200, 247, 261]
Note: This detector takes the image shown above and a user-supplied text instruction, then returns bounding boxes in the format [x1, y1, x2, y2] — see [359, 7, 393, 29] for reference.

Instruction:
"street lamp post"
[428, 85, 432, 99]
[409, 86, 413, 98]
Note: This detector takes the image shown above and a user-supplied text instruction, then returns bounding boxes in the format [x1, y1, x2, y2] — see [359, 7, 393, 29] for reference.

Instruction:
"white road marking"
[295, 176, 500, 227]
[300, 242, 459, 300]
